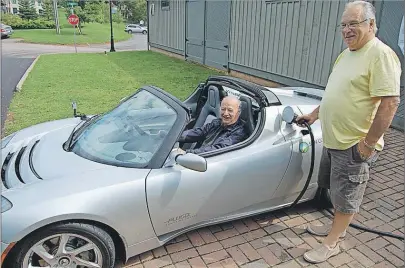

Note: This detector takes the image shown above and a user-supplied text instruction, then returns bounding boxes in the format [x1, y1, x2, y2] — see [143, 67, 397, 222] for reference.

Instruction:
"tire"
[128, 30, 132, 34]
[142, 30, 147, 34]
[5, 222, 115, 268]
[312, 187, 333, 210]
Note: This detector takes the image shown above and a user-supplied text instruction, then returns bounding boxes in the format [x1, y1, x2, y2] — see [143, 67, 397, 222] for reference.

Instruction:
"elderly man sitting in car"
[177, 95, 248, 155]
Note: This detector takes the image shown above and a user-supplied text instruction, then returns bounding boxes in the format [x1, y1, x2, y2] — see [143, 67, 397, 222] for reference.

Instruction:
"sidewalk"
[122, 128, 404, 268]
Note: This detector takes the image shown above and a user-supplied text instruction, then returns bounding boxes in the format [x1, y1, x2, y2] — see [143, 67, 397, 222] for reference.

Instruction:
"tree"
[83, 1, 105, 23]
[41, 0, 54, 21]
[18, 0, 38, 20]
[121, 0, 146, 24]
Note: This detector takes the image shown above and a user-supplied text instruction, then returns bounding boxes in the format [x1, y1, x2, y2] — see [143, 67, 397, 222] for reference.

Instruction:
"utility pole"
[109, 0, 116, 52]
[53, 0, 60, 34]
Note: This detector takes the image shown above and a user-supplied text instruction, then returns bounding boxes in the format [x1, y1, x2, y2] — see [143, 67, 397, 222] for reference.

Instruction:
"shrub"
[1, 13, 23, 26]
[1, 14, 55, 29]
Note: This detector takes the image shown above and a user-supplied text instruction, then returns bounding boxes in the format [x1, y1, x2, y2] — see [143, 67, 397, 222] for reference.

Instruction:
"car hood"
[1, 117, 111, 192]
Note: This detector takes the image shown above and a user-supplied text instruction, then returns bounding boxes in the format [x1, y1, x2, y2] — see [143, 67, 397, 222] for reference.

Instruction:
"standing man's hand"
[296, 111, 319, 128]
[295, 106, 320, 127]
[357, 139, 375, 160]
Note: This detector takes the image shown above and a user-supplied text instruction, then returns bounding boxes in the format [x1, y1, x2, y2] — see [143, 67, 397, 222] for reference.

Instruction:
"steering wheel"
[123, 123, 148, 136]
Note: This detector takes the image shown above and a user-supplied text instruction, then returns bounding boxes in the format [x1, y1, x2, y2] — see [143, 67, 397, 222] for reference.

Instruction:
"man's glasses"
[339, 19, 369, 30]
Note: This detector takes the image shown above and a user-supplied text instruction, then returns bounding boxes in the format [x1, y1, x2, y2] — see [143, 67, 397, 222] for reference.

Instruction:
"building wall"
[375, 0, 404, 130]
[229, 0, 350, 88]
[147, 0, 185, 55]
[5, 0, 44, 14]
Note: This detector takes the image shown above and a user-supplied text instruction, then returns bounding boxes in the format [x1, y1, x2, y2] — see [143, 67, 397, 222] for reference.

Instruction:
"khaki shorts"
[318, 144, 378, 214]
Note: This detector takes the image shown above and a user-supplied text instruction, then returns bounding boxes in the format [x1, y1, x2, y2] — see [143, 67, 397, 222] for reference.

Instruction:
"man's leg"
[322, 211, 354, 247]
[304, 144, 376, 263]
[306, 146, 342, 236]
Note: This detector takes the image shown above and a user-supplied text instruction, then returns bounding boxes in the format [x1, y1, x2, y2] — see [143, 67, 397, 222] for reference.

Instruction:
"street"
[1, 56, 35, 128]
[1, 34, 147, 133]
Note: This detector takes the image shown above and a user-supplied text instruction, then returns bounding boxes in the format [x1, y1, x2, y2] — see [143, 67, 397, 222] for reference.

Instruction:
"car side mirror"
[282, 106, 297, 124]
[175, 153, 207, 172]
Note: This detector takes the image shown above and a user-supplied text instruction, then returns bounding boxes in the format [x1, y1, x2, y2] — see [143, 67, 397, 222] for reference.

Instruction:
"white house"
[2, 0, 43, 15]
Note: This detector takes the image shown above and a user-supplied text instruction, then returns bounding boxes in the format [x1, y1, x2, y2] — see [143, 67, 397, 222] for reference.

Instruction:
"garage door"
[185, 0, 230, 70]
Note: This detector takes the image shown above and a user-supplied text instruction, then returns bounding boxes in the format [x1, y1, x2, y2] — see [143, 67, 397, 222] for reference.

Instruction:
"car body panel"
[273, 104, 323, 201]
[2, 165, 154, 247]
[31, 125, 111, 179]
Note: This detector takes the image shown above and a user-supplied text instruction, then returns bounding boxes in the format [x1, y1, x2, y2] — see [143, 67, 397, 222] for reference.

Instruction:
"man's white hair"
[345, 0, 378, 33]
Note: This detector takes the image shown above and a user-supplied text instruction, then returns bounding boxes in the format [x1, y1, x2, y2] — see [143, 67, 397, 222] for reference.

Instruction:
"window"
[72, 90, 178, 168]
[161, 0, 169, 10]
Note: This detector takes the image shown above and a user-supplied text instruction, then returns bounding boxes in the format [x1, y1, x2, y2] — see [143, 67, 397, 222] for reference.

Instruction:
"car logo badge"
[299, 142, 309, 153]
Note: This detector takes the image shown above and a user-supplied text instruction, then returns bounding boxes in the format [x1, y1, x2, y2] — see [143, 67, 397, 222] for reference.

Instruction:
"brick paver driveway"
[120, 128, 404, 268]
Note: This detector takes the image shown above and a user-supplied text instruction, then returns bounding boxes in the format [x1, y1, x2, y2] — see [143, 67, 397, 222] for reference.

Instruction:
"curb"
[15, 55, 41, 92]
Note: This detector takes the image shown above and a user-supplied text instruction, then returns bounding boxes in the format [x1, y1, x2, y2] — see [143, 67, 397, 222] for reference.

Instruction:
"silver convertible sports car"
[1, 76, 329, 268]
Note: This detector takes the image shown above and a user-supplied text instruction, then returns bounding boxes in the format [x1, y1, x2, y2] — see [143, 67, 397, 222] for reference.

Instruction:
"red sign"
[68, 14, 79, 26]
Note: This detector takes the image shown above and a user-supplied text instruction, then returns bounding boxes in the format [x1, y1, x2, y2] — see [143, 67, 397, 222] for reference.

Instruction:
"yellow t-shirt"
[319, 37, 401, 151]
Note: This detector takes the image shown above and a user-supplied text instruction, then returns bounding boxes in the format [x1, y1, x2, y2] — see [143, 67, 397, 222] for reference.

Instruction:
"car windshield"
[72, 89, 177, 168]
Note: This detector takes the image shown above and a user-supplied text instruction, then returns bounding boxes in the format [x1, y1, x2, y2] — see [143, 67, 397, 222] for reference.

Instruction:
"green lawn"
[4, 51, 225, 136]
[12, 22, 131, 45]
[11, 9, 131, 45]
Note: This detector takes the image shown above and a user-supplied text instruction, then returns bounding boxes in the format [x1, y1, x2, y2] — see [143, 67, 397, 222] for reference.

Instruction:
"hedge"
[2, 13, 56, 29]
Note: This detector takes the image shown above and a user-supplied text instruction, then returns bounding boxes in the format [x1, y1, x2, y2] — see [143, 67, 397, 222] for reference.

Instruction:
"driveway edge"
[15, 55, 41, 92]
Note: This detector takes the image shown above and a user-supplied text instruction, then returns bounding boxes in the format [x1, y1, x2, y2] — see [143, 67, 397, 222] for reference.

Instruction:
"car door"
[134, 26, 141, 33]
[272, 105, 323, 201]
[146, 106, 293, 236]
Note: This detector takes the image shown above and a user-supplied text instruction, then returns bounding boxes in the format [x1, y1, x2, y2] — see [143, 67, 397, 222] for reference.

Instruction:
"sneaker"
[306, 223, 346, 238]
[303, 243, 340, 263]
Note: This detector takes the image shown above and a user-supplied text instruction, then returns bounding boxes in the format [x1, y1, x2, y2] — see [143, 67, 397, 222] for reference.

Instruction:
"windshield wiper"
[64, 120, 86, 152]
[64, 114, 101, 152]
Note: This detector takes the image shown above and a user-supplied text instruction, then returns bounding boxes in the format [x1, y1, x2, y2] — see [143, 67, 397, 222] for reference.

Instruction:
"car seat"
[193, 85, 221, 128]
[239, 95, 255, 136]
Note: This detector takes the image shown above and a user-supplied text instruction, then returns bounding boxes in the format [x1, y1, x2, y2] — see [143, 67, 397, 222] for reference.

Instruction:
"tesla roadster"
[1, 76, 328, 268]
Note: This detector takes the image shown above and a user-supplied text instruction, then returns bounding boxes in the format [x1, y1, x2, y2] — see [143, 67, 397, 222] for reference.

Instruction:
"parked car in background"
[125, 24, 148, 34]
[1, 24, 13, 38]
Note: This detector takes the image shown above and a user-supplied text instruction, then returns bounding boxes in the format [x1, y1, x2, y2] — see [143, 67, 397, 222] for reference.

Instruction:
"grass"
[12, 23, 131, 45]
[4, 51, 224, 136]
[11, 9, 131, 45]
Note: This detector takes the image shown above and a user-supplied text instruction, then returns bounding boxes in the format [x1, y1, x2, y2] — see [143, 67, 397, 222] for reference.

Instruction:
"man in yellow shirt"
[297, 0, 401, 263]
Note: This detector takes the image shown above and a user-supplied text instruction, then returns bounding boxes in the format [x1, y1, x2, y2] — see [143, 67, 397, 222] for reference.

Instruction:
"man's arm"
[361, 49, 401, 154]
[179, 120, 216, 143]
[365, 96, 400, 146]
[187, 127, 246, 154]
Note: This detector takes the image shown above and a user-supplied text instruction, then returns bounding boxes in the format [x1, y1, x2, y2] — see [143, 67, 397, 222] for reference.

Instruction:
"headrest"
[207, 85, 220, 107]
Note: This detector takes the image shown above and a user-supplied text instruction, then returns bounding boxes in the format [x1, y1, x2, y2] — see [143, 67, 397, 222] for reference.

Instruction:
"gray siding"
[375, 0, 404, 130]
[148, 0, 185, 54]
[229, 0, 349, 88]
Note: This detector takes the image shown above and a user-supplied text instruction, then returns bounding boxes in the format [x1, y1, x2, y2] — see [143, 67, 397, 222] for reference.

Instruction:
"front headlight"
[1, 133, 16, 149]
[1, 196, 12, 213]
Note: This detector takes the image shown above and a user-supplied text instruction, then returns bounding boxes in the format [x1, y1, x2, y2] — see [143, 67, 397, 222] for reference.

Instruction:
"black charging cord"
[289, 121, 315, 209]
[324, 208, 404, 240]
